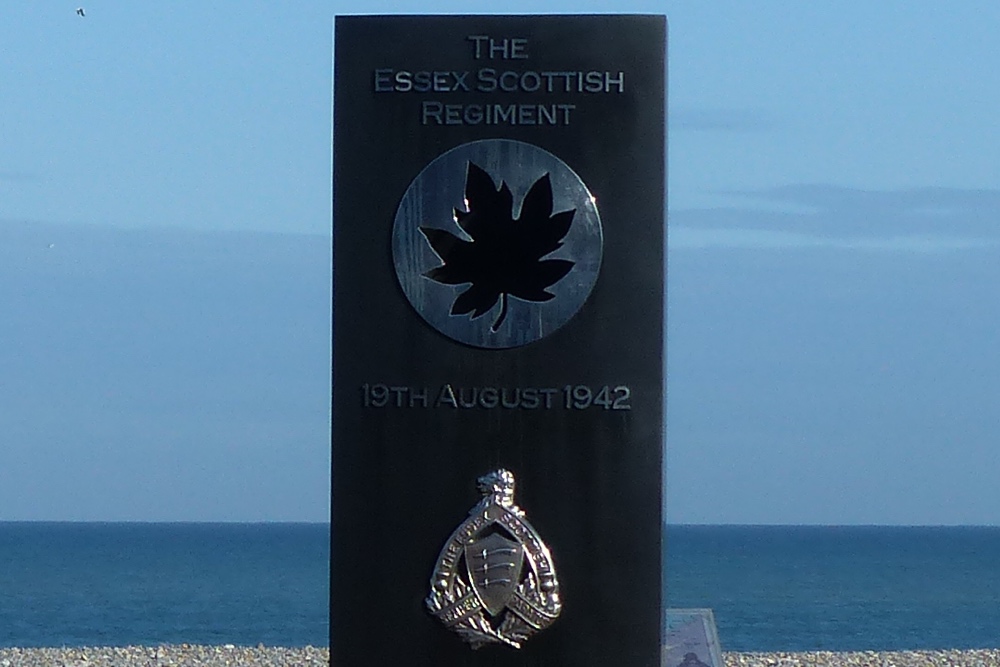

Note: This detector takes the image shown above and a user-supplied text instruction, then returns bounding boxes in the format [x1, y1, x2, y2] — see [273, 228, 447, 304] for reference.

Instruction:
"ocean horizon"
[2, 522, 998, 651]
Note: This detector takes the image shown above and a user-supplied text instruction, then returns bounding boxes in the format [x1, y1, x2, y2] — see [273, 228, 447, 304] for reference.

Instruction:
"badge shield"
[466, 532, 525, 616]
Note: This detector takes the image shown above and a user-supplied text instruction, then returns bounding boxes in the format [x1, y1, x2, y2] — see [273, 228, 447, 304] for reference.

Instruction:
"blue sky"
[1, 3, 998, 523]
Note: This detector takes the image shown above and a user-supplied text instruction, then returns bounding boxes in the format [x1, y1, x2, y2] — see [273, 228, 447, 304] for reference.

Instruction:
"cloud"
[670, 185, 1000, 250]
[670, 107, 777, 133]
[734, 184, 1000, 234]
[670, 226, 997, 253]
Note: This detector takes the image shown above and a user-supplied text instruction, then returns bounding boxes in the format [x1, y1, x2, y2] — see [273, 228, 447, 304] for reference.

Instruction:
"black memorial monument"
[332, 15, 666, 666]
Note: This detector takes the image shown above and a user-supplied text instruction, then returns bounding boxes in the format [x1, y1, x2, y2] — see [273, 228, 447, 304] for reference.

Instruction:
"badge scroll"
[426, 469, 562, 649]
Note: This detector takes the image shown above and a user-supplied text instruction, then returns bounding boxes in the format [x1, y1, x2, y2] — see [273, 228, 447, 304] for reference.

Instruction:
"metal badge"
[426, 469, 562, 649]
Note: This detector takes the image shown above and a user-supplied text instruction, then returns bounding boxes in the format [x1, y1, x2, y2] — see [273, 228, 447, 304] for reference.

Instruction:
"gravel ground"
[0, 645, 329, 667]
[724, 650, 1000, 667]
[1, 647, 998, 666]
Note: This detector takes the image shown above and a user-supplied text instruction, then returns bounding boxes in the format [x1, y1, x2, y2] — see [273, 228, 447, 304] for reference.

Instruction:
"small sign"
[663, 609, 724, 667]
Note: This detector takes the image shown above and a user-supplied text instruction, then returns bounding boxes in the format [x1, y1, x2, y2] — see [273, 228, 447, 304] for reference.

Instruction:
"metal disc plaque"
[332, 15, 665, 667]
[392, 139, 602, 348]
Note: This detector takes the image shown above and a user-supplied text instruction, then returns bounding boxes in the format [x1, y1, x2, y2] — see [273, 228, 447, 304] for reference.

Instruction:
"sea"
[1, 523, 999, 651]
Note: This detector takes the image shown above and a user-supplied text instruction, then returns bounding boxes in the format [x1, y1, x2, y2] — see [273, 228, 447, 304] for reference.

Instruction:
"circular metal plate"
[392, 139, 603, 349]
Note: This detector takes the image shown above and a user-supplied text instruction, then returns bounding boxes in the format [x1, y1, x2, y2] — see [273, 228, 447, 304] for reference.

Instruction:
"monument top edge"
[334, 13, 666, 20]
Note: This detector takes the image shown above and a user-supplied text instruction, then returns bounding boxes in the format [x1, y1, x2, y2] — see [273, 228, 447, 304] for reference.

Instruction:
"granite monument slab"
[332, 14, 666, 666]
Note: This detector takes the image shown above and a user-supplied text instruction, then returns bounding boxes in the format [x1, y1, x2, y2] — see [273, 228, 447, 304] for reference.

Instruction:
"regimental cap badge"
[426, 469, 562, 649]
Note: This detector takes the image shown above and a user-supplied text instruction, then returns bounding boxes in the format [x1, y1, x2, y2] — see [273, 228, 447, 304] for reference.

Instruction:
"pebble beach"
[724, 651, 1000, 667]
[0, 645, 329, 667]
[1, 647, 1000, 667]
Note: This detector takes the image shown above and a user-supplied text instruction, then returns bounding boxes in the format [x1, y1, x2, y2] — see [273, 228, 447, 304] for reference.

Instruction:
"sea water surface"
[2, 523, 999, 650]
[666, 525, 1000, 651]
[0, 523, 328, 648]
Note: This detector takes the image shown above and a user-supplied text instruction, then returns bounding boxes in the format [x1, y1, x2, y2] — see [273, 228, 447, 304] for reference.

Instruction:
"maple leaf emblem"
[419, 162, 576, 332]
